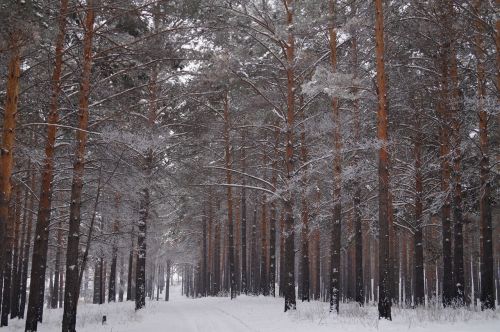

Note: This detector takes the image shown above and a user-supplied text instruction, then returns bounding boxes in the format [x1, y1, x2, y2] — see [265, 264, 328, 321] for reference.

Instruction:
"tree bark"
[269, 127, 279, 297]
[109, 196, 120, 302]
[447, 0, 465, 305]
[223, 91, 237, 299]
[350, 33, 364, 307]
[16, 172, 30, 316]
[0, 27, 21, 328]
[51, 219, 63, 309]
[10, 184, 22, 318]
[374, 0, 392, 320]
[24, 1, 68, 330]
[300, 128, 310, 302]
[283, 0, 297, 312]
[61, 2, 95, 330]
[240, 132, 248, 295]
[474, 0, 495, 311]
[328, 0, 342, 314]
[2, 189, 17, 325]
[119, 254, 125, 302]
[414, 110, 425, 306]
[19, 171, 35, 318]
[165, 260, 171, 301]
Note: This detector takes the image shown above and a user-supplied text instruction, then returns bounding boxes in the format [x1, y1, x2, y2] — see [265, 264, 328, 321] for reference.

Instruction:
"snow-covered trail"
[4, 286, 500, 331]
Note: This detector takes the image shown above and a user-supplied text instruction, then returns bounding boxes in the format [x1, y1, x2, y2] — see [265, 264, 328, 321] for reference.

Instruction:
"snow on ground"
[5, 287, 500, 331]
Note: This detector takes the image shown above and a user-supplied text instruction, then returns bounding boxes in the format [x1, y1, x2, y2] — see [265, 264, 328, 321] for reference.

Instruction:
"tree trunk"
[2, 190, 17, 325]
[109, 199, 120, 303]
[240, 133, 248, 295]
[474, 0, 495, 311]
[260, 192, 268, 296]
[51, 219, 63, 309]
[350, 32, 364, 308]
[135, 186, 149, 310]
[16, 172, 30, 316]
[19, 172, 35, 318]
[127, 234, 134, 301]
[223, 92, 237, 299]
[0, 27, 21, 328]
[300, 128, 310, 302]
[328, 0, 342, 314]
[283, 0, 297, 312]
[437, 33, 454, 308]
[414, 110, 425, 306]
[25, 1, 69, 330]
[374, 0, 392, 320]
[279, 211, 285, 297]
[119, 254, 125, 302]
[447, 1, 465, 305]
[165, 260, 171, 301]
[250, 208, 258, 295]
[61, 2, 95, 330]
[10, 184, 22, 318]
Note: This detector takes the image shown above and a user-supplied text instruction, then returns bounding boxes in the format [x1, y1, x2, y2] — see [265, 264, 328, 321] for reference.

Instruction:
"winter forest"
[0, 0, 498, 331]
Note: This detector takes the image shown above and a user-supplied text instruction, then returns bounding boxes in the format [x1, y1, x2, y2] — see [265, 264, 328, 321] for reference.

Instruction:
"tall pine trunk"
[0, 31, 21, 327]
[240, 132, 248, 295]
[223, 92, 237, 299]
[283, 0, 297, 312]
[51, 219, 63, 309]
[19, 171, 35, 318]
[11, 184, 22, 318]
[328, 0, 342, 314]
[374, 0, 392, 320]
[25, 1, 69, 330]
[300, 128, 310, 302]
[61, 2, 95, 330]
[447, 0, 465, 304]
[414, 109, 425, 306]
[474, 0, 495, 311]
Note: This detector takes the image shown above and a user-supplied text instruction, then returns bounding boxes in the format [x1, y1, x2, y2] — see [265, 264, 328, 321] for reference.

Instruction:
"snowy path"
[4, 287, 500, 331]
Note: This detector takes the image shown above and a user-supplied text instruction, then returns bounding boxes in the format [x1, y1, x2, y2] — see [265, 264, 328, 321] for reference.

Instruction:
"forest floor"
[4, 286, 500, 331]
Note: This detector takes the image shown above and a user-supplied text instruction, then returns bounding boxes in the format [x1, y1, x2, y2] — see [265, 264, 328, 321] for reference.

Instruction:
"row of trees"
[0, 0, 498, 331]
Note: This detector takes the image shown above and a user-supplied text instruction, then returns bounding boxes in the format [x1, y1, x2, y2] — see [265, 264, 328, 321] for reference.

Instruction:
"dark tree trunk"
[222, 93, 237, 299]
[127, 237, 134, 301]
[119, 254, 125, 302]
[202, 214, 208, 297]
[165, 260, 171, 301]
[109, 249, 117, 302]
[1, 195, 16, 325]
[25, 1, 68, 330]
[283, 0, 297, 312]
[240, 133, 248, 295]
[11, 185, 22, 318]
[93, 263, 100, 304]
[374, 0, 392, 320]
[58, 272, 64, 308]
[279, 212, 285, 297]
[474, 0, 495, 310]
[213, 218, 221, 295]
[300, 128, 310, 302]
[438, 49, 454, 308]
[19, 170, 36, 319]
[51, 219, 63, 309]
[414, 111, 425, 306]
[259, 195, 268, 296]
[61, 3, 95, 330]
[135, 188, 148, 310]
[448, 16, 465, 304]
[269, 203, 277, 297]
[0, 28, 21, 329]
[250, 208, 258, 295]
[328, 0, 342, 314]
